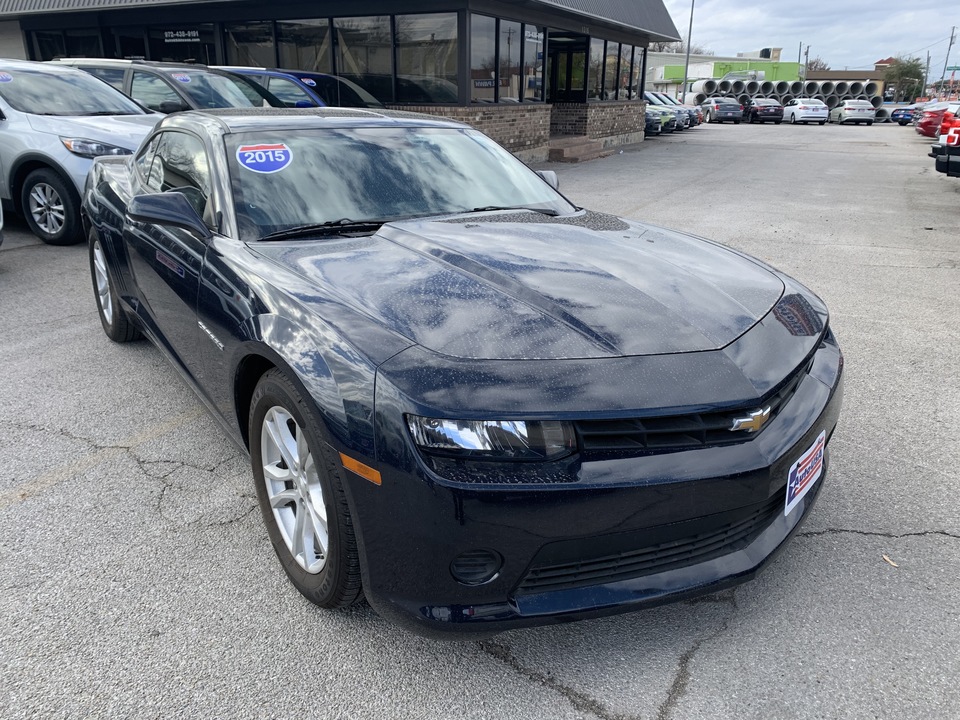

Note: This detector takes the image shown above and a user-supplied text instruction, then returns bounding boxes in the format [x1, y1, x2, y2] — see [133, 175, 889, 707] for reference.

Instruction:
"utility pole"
[926, 51, 931, 96]
[680, 0, 695, 103]
[804, 45, 809, 79]
[798, 42, 802, 64]
[940, 26, 956, 98]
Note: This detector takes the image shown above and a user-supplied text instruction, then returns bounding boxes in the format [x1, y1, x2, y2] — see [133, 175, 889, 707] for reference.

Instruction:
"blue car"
[217, 67, 384, 109]
[84, 108, 842, 638]
[891, 105, 918, 126]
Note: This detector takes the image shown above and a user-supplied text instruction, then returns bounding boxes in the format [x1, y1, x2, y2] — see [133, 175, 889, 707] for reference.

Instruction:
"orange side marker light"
[339, 452, 382, 486]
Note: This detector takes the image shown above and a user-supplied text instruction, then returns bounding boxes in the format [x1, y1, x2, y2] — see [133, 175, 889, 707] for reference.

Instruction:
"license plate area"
[785, 430, 825, 515]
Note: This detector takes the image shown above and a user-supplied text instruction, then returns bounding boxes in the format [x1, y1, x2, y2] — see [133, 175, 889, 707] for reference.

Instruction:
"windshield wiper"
[259, 217, 389, 241]
[469, 205, 560, 216]
[80, 111, 139, 116]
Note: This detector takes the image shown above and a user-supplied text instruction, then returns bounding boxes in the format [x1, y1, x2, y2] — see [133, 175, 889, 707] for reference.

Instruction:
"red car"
[916, 102, 950, 138]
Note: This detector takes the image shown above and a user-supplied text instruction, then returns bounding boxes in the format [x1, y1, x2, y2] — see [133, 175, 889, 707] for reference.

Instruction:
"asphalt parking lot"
[2, 121, 958, 719]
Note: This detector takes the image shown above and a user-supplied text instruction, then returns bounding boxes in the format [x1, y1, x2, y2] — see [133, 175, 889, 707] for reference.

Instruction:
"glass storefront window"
[225, 21, 275, 67]
[470, 14, 497, 103]
[522, 26, 544, 101]
[33, 31, 65, 60]
[334, 16, 393, 103]
[588, 38, 604, 100]
[148, 26, 216, 64]
[277, 19, 332, 72]
[619, 45, 634, 99]
[499, 20, 521, 102]
[65, 29, 101, 57]
[113, 28, 146, 59]
[395, 13, 458, 103]
[603, 42, 619, 100]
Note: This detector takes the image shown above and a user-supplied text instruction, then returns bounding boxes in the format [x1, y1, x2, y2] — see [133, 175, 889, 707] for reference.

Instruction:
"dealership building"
[0, 0, 678, 160]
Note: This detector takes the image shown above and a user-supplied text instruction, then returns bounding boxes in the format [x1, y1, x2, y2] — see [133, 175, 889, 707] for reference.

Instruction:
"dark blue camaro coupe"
[84, 108, 843, 638]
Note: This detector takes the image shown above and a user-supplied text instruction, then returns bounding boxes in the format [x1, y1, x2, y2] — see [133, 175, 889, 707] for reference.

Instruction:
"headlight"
[60, 137, 132, 159]
[406, 416, 575, 461]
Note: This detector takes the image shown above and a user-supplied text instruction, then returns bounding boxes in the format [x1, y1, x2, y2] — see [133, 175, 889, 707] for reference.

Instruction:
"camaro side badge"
[730, 406, 771, 432]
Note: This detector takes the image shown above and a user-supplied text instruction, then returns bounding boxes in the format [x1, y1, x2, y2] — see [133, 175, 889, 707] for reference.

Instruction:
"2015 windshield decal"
[236, 143, 293, 173]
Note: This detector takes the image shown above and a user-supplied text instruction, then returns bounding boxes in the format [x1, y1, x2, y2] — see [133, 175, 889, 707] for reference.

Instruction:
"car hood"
[26, 113, 158, 150]
[252, 211, 785, 360]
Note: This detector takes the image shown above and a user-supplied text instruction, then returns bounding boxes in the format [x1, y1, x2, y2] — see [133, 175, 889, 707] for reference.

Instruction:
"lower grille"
[515, 493, 782, 595]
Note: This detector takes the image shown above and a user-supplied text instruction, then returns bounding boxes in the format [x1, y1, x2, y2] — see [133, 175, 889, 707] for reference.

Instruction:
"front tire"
[21, 168, 82, 245]
[250, 369, 362, 609]
[790, 114, 797, 124]
[89, 228, 141, 342]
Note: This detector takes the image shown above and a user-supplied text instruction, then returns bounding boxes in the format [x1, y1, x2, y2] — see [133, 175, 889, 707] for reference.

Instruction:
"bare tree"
[806, 56, 830, 71]
[649, 41, 713, 55]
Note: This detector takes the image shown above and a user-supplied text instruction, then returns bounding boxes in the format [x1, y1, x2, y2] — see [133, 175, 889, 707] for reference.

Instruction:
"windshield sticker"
[0, 72, 12, 83]
[236, 143, 293, 174]
[172, 73, 191, 83]
[300, 78, 317, 87]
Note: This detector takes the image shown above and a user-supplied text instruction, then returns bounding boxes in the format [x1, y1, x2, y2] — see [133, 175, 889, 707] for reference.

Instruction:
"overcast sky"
[661, 0, 957, 79]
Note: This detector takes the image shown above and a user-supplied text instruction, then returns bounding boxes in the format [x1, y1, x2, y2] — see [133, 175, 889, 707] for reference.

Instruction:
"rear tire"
[774, 120, 782, 125]
[21, 168, 82, 245]
[867, 121, 873, 126]
[818, 121, 825, 126]
[250, 369, 363, 610]
[89, 228, 141, 343]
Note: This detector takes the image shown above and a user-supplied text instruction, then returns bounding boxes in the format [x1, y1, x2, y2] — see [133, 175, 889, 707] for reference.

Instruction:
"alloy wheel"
[92, 240, 113, 325]
[260, 406, 328, 574]
[28, 182, 65, 235]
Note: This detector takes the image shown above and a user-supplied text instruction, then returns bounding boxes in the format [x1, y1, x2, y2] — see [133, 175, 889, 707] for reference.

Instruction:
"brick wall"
[387, 104, 552, 163]
[551, 101, 647, 147]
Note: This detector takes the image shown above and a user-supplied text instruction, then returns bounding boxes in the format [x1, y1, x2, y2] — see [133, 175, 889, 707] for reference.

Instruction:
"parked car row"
[0, 57, 393, 245]
[699, 96, 882, 127]
[930, 101, 960, 179]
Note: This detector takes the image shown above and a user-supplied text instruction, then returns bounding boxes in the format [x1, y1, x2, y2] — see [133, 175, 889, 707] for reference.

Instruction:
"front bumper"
[935, 145, 960, 177]
[349, 328, 843, 638]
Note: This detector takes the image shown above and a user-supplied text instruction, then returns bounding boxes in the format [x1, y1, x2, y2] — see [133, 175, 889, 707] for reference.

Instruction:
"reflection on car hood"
[26, 113, 159, 149]
[253, 211, 785, 360]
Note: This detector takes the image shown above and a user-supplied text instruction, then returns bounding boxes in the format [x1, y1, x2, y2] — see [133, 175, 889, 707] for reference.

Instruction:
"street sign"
[947, 66, 960, 71]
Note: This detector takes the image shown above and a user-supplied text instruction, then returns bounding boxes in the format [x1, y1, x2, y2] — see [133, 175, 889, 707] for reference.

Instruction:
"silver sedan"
[829, 100, 877, 125]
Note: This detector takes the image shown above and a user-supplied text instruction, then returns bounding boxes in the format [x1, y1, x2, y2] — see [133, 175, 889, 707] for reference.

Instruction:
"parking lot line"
[0, 407, 205, 509]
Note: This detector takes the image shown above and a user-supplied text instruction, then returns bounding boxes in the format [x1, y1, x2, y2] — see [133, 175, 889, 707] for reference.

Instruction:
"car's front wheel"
[790, 114, 797, 124]
[89, 228, 141, 342]
[21, 168, 82, 245]
[250, 369, 363, 609]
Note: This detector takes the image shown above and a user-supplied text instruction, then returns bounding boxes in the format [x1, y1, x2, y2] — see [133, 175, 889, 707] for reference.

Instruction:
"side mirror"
[158, 100, 189, 114]
[294, 99, 315, 108]
[127, 192, 212, 240]
[536, 170, 560, 191]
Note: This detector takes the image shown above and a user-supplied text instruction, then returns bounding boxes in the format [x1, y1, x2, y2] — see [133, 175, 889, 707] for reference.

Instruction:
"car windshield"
[227, 126, 576, 241]
[170, 71, 274, 109]
[0, 66, 145, 116]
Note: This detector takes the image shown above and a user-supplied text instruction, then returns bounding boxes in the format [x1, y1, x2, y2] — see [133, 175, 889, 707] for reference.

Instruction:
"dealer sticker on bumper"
[785, 430, 825, 516]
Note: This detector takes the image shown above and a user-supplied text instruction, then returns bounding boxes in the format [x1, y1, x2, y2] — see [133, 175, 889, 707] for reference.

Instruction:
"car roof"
[51, 58, 230, 74]
[159, 107, 470, 134]
[1, 57, 88, 75]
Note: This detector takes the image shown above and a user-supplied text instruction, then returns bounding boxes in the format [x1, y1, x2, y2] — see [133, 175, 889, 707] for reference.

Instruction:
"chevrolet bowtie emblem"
[730, 406, 772, 433]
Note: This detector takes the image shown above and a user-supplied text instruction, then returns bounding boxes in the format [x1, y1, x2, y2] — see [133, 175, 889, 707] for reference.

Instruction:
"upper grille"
[515, 492, 783, 595]
[574, 357, 812, 454]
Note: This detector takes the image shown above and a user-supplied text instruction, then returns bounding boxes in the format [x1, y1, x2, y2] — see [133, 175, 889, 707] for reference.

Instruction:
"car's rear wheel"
[250, 369, 362, 609]
[818, 121, 825, 126]
[898, 120, 908, 126]
[867, 121, 873, 126]
[89, 228, 141, 343]
[774, 120, 782, 125]
[21, 169, 82, 245]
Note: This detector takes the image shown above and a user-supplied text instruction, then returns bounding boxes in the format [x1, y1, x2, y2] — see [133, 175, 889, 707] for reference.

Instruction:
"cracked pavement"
[1, 124, 958, 718]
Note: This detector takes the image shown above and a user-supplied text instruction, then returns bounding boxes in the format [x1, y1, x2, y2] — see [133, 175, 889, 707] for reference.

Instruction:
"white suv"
[0, 59, 158, 244]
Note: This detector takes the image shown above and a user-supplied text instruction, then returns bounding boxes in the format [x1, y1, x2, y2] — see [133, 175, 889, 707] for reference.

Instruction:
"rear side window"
[267, 76, 319, 107]
[131, 72, 183, 112]
[86, 67, 126, 91]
